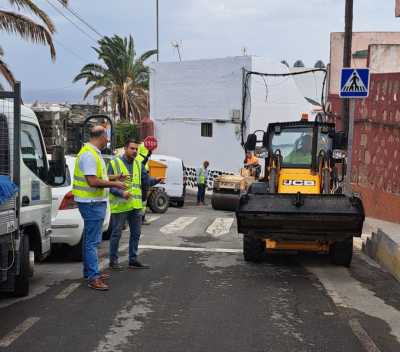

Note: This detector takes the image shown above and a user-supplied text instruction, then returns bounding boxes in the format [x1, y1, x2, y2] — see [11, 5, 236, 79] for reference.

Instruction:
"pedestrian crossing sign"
[340, 68, 370, 98]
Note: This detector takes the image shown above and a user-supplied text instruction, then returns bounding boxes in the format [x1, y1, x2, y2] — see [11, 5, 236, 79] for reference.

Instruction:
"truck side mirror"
[333, 132, 347, 150]
[49, 146, 66, 186]
[245, 133, 257, 151]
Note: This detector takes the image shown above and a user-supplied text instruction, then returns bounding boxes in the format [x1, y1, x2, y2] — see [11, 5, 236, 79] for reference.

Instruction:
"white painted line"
[349, 319, 382, 352]
[139, 244, 242, 254]
[206, 217, 234, 237]
[55, 283, 81, 300]
[160, 217, 197, 235]
[0, 317, 40, 347]
[146, 215, 160, 223]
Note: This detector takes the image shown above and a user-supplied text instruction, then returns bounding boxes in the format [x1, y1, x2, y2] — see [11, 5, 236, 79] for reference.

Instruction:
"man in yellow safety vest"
[72, 126, 126, 291]
[108, 139, 161, 270]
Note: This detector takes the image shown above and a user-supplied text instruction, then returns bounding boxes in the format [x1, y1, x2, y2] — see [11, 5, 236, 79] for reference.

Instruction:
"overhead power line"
[44, 0, 98, 44]
[54, 0, 103, 38]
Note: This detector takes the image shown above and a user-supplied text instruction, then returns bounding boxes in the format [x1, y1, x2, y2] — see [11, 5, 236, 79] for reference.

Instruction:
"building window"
[201, 123, 213, 137]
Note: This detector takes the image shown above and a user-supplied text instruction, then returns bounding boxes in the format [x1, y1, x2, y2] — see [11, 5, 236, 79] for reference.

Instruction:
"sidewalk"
[361, 217, 400, 282]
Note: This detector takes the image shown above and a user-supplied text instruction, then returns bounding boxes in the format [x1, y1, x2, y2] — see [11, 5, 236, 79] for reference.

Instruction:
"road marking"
[206, 217, 234, 237]
[160, 217, 197, 235]
[307, 265, 400, 343]
[139, 244, 242, 254]
[55, 283, 81, 300]
[349, 319, 382, 352]
[0, 317, 40, 347]
[146, 215, 160, 223]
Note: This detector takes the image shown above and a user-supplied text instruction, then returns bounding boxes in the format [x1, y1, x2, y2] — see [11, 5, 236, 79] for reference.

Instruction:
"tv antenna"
[171, 40, 182, 62]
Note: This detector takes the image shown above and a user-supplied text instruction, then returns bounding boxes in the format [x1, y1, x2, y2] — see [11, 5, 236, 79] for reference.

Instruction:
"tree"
[73, 35, 157, 122]
[293, 60, 305, 68]
[314, 60, 326, 69]
[280, 60, 289, 68]
[0, 0, 68, 86]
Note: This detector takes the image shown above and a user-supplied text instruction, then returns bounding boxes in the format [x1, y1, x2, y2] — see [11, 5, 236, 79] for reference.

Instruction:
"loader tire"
[14, 234, 30, 297]
[243, 235, 264, 263]
[330, 238, 353, 267]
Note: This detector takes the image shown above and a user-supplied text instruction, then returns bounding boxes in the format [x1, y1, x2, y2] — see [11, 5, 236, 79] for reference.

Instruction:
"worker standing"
[108, 139, 161, 270]
[136, 142, 152, 225]
[72, 126, 126, 291]
[196, 161, 209, 205]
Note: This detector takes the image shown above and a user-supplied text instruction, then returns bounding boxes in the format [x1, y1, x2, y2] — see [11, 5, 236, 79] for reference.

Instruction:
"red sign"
[144, 136, 158, 151]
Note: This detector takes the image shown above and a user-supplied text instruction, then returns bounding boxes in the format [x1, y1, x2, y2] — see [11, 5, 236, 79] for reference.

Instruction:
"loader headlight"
[333, 149, 347, 159]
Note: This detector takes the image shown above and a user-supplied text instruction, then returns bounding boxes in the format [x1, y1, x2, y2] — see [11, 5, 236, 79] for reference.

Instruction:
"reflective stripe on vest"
[109, 157, 142, 213]
[72, 144, 107, 200]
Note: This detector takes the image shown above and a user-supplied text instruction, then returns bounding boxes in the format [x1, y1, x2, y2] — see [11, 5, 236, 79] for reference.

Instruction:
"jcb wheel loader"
[236, 119, 365, 266]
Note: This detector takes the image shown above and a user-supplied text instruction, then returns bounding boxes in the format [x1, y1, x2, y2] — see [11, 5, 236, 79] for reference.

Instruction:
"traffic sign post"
[339, 68, 370, 195]
[339, 68, 370, 98]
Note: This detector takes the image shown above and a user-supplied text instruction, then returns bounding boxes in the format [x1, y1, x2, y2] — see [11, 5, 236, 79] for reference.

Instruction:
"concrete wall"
[328, 73, 400, 223]
[329, 32, 400, 94]
[368, 44, 400, 73]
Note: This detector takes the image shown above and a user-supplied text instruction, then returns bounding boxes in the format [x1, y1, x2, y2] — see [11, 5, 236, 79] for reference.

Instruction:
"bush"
[114, 122, 138, 148]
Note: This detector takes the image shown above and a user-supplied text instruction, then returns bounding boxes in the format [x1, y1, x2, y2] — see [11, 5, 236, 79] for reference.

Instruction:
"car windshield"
[271, 127, 313, 167]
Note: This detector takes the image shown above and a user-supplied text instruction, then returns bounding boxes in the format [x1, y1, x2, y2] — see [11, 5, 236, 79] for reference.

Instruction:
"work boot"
[128, 260, 151, 269]
[88, 278, 109, 291]
[109, 262, 124, 271]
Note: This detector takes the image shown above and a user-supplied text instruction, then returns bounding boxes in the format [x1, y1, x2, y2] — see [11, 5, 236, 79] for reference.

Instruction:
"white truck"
[0, 83, 65, 297]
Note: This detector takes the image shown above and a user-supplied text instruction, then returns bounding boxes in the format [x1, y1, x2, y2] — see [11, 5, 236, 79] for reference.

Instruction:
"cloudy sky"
[0, 0, 399, 102]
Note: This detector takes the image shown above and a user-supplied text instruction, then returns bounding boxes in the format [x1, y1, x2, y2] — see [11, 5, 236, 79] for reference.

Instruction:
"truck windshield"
[271, 127, 313, 167]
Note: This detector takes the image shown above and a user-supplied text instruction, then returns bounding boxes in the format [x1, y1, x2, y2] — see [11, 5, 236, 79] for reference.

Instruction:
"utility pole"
[156, 0, 159, 62]
[341, 0, 353, 142]
[342, 0, 354, 195]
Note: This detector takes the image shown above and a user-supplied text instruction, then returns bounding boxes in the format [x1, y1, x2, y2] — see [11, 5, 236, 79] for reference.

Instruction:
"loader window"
[21, 122, 48, 182]
[271, 128, 313, 167]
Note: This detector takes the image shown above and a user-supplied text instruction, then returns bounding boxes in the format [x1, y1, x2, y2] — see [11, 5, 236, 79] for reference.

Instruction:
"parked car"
[50, 155, 110, 260]
[151, 154, 186, 207]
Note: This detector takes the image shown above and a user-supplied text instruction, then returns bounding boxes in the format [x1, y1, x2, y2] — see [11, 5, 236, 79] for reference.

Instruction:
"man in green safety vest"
[108, 139, 161, 270]
[72, 126, 126, 291]
[196, 161, 210, 205]
[136, 142, 152, 225]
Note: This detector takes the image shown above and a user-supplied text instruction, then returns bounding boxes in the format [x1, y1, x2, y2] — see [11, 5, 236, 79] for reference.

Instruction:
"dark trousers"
[197, 184, 206, 203]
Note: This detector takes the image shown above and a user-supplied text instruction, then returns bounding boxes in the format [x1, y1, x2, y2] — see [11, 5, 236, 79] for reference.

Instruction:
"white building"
[150, 56, 318, 176]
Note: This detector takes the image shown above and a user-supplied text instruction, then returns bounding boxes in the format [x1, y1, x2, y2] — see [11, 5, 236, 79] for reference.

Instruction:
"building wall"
[329, 32, 400, 94]
[328, 73, 400, 223]
[150, 56, 314, 174]
[368, 44, 400, 73]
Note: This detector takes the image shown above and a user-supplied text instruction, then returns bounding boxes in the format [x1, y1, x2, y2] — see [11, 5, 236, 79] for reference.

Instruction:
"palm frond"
[0, 58, 16, 86]
[0, 10, 56, 59]
[8, 0, 55, 32]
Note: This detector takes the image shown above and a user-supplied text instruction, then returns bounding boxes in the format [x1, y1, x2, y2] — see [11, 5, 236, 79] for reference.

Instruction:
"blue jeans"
[109, 209, 142, 264]
[197, 184, 206, 203]
[77, 202, 107, 281]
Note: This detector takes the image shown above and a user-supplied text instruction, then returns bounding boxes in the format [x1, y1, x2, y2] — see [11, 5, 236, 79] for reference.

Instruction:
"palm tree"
[73, 35, 157, 122]
[0, 0, 68, 86]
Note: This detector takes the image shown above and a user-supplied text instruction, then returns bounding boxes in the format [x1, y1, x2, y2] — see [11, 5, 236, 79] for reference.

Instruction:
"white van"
[151, 154, 186, 207]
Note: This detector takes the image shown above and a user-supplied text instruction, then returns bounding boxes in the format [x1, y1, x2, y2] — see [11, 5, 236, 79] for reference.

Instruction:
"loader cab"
[266, 122, 335, 170]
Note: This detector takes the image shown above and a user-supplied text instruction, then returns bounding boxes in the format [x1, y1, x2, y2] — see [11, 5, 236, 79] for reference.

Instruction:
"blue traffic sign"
[339, 68, 370, 98]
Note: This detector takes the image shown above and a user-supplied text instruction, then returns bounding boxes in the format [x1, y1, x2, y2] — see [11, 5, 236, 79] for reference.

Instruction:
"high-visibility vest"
[72, 144, 107, 200]
[198, 168, 206, 185]
[109, 157, 142, 213]
[137, 143, 150, 171]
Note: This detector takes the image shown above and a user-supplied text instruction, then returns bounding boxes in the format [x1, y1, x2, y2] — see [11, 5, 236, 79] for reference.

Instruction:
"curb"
[363, 229, 400, 282]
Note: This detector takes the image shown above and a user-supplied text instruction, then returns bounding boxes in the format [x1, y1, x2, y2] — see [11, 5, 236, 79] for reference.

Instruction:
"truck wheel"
[14, 234, 30, 297]
[148, 189, 169, 214]
[69, 237, 83, 262]
[243, 235, 264, 263]
[330, 238, 353, 267]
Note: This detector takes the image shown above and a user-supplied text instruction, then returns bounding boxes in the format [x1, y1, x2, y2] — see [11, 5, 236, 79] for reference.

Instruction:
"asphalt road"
[1, 195, 400, 352]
